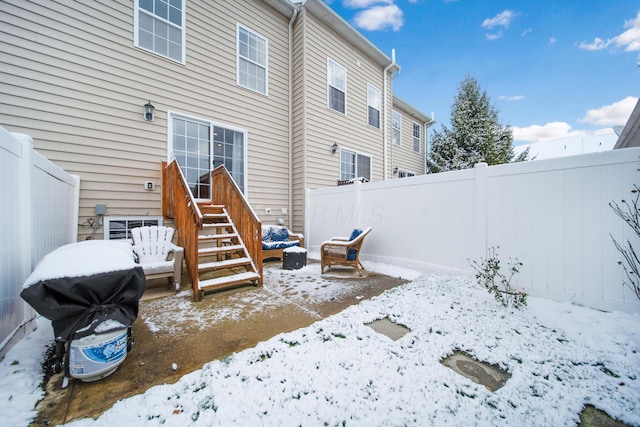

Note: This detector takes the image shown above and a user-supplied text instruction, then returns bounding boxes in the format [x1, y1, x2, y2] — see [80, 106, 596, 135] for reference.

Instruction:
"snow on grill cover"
[20, 240, 146, 343]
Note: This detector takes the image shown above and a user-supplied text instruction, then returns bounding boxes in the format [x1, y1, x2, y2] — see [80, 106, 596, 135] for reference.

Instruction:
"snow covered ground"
[1, 263, 639, 426]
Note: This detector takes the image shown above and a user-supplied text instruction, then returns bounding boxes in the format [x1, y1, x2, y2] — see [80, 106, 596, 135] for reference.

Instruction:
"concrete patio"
[31, 260, 408, 426]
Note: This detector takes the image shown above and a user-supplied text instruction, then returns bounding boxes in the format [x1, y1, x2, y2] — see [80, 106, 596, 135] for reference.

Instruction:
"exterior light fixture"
[331, 142, 339, 155]
[143, 100, 155, 121]
[393, 167, 398, 175]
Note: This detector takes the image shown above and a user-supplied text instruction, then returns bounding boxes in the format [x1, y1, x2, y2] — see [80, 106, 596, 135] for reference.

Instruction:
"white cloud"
[499, 95, 524, 101]
[521, 28, 532, 37]
[485, 32, 502, 41]
[578, 37, 609, 51]
[482, 10, 518, 29]
[513, 97, 638, 143]
[578, 96, 638, 126]
[578, 11, 640, 52]
[549, 37, 557, 45]
[615, 11, 640, 51]
[512, 122, 582, 143]
[353, 4, 404, 31]
[343, 0, 392, 8]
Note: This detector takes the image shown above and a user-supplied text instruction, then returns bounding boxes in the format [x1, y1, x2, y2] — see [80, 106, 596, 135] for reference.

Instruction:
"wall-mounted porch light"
[393, 167, 398, 175]
[331, 142, 339, 155]
[143, 100, 155, 121]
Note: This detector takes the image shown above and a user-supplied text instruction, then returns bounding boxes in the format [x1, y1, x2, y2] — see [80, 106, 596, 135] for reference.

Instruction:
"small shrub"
[469, 246, 527, 308]
[609, 182, 640, 300]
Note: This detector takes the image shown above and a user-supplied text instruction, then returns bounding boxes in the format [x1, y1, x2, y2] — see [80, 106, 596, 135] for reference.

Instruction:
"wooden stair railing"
[210, 165, 263, 287]
[163, 162, 262, 301]
[163, 160, 203, 301]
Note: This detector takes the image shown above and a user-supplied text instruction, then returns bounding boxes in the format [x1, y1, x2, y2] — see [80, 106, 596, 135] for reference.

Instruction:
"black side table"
[283, 247, 307, 270]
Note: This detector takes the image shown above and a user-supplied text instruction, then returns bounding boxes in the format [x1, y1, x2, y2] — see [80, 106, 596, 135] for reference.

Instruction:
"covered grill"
[20, 240, 146, 384]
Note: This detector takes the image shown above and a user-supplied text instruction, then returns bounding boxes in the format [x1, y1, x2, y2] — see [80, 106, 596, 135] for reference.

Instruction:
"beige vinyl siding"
[291, 9, 389, 231]
[0, 0, 291, 240]
[391, 106, 427, 176]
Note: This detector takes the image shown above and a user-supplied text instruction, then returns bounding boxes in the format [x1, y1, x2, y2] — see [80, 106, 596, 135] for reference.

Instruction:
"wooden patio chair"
[320, 227, 372, 276]
[131, 226, 184, 291]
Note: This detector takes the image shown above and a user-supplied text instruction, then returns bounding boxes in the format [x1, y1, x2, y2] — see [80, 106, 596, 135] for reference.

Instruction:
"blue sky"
[324, 0, 639, 144]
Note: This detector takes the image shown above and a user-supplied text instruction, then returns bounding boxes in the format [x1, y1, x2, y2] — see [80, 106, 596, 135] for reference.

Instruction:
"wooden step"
[202, 213, 227, 219]
[199, 204, 225, 209]
[199, 271, 260, 291]
[198, 257, 252, 272]
[198, 244, 245, 255]
[202, 222, 232, 229]
[198, 232, 236, 241]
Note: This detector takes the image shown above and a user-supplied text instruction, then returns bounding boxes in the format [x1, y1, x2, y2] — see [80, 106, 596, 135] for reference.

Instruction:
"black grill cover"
[21, 267, 146, 342]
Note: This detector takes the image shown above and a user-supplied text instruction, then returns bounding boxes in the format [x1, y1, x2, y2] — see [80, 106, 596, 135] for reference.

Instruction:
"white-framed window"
[327, 58, 347, 114]
[340, 149, 371, 181]
[392, 110, 402, 146]
[367, 83, 381, 129]
[237, 24, 268, 95]
[104, 216, 163, 240]
[412, 122, 421, 153]
[398, 169, 416, 178]
[134, 0, 185, 63]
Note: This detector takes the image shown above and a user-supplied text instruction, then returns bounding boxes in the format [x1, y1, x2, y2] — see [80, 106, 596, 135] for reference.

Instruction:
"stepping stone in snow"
[365, 318, 411, 341]
[441, 350, 511, 392]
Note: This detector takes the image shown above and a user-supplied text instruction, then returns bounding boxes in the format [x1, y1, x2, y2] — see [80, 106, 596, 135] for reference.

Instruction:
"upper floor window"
[340, 149, 371, 181]
[412, 122, 421, 153]
[237, 25, 268, 95]
[135, 0, 185, 63]
[367, 84, 381, 128]
[327, 58, 347, 114]
[392, 110, 402, 145]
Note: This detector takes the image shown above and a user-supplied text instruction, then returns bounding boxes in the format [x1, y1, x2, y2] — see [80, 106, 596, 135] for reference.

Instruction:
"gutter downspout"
[383, 49, 399, 180]
[287, 5, 298, 228]
[424, 112, 435, 174]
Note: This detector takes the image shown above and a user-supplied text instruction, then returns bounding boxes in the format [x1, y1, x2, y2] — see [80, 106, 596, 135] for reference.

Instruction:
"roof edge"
[393, 95, 433, 125]
[262, 0, 297, 18]
[614, 98, 640, 149]
[302, 0, 398, 71]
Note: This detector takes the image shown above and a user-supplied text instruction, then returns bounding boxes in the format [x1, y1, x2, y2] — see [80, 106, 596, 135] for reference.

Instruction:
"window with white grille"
[392, 110, 402, 145]
[135, 0, 185, 63]
[340, 149, 371, 181]
[237, 24, 268, 95]
[367, 84, 381, 129]
[327, 58, 347, 114]
[412, 122, 421, 153]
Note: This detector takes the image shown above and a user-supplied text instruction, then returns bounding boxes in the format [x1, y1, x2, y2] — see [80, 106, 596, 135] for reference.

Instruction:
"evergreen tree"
[427, 76, 529, 173]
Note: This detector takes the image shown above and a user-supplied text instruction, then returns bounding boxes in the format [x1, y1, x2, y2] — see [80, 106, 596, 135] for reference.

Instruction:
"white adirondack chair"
[131, 226, 184, 291]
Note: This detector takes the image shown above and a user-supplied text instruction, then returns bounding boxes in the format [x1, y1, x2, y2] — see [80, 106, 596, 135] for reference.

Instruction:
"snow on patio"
[1, 263, 639, 426]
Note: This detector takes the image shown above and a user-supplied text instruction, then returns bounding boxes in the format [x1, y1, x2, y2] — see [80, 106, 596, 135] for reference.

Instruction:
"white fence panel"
[306, 147, 640, 313]
[0, 127, 79, 358]
[0, 128, 25, 353]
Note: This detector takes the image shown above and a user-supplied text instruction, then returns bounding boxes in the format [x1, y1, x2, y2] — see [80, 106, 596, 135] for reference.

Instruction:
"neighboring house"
[614, 98, 640, 149]
[391, 95, 434, 177]
[0, 0, 432, 240]
[513, 129, 618, 160]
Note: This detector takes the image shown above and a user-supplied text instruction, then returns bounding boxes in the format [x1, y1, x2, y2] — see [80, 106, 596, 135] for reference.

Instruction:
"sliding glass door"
[170, 114, 246, 199]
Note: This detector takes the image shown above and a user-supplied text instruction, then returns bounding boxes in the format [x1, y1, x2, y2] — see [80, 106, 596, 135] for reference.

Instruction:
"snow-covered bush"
[469, 246, 527, 309]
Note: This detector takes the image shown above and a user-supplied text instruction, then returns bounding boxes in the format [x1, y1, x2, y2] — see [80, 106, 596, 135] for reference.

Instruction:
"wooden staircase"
[163, 161, 263, 301]
[195, 204, 260, 298]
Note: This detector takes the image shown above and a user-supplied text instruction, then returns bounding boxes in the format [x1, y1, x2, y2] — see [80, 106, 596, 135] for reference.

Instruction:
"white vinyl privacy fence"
[0, 127, 79, 357]
[306, 147, 640, 313]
